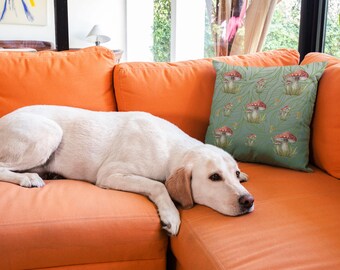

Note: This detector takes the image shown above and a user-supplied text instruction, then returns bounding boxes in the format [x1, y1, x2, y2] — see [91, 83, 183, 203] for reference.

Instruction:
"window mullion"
[298, 0, 328, 60]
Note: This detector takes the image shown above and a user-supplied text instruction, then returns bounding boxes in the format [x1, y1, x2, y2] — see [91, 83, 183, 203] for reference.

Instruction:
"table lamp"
[86, 25, 111, 46]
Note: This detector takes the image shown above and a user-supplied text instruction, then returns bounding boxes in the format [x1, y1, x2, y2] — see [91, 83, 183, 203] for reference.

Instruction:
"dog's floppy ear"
[239, 171, 249, 182]
[165, 167, 194, 209]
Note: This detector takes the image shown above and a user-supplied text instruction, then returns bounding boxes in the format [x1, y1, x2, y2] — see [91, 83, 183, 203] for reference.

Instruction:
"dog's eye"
[236, 171, 240, 178]
[209, 173, 222, 181]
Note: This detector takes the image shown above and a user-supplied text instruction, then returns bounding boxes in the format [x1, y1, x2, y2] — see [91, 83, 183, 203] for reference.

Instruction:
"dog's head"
[165, 144, 254, 216]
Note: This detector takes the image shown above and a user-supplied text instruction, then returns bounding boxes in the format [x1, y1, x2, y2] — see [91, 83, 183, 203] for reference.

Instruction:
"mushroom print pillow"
[205, 61, 326, 171]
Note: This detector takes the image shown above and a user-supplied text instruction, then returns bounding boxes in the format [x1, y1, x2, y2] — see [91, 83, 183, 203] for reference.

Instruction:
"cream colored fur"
[0, 105, 253, 235]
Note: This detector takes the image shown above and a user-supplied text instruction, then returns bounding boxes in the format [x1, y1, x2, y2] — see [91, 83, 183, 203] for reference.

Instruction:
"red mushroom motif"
[285, 70, 309, 81]
[214, 126, 233, 147]
[284, 69, 309, 95]
[273, 131, 297, 156]
[256, 78, 266, 93]
[223, 103, 233, 116]
[223, 70, 242, 93]
[279, 105, 291, 120]
[246, 100, 266, 123]
[246, 133, 257, 146]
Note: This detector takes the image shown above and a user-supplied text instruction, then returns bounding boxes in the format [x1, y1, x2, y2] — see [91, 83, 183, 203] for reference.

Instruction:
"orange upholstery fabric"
[301, 52, 340, 67]
[301, 53, 340, 178]
[114, 49, 299, 141]
[171, 163, 340, 269]
[0, 180, 167, 270]
[44, 260, 165, 270]
[0, 46, 117, 117]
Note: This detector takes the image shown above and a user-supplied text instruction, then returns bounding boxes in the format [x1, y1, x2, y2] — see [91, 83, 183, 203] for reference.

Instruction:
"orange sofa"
[0, 47, 339, 269]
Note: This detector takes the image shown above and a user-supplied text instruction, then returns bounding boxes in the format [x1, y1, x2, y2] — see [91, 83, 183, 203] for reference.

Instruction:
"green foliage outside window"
[153, 0, 339, 61]
[264, 0, 339, 57]
[262, 0, 301, 52]
[324, 0, 340, 57]
[152, 0, 171, 62]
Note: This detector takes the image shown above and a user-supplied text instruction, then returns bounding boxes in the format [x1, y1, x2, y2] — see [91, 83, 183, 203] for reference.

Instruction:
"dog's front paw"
[160, 208, 181, 236]
[20, 173, 45, 188]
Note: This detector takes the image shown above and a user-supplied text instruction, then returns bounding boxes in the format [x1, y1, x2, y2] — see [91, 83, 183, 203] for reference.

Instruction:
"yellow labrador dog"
[0, 105, 254, 235]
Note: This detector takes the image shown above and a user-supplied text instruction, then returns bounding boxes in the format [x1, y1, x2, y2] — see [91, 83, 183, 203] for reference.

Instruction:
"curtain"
[213, 0, 281, 56]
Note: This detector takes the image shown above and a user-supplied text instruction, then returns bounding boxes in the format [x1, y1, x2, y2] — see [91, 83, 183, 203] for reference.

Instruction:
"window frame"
[54, 0, 69, 51]
[298, 0, 328, 60]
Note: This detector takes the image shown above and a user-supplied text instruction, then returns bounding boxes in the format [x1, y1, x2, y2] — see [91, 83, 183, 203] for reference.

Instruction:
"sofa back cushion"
[114, 49, 299, 141]
[0, 47, 116, 117]
[301, 53, 340, 178]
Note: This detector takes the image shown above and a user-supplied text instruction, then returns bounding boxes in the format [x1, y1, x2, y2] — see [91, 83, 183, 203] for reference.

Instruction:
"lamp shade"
[86, 25, 111, 46]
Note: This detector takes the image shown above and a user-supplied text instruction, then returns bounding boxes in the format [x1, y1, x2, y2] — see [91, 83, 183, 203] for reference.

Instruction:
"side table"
[113, 49, 123, 63]
[69, 48, 123, 63]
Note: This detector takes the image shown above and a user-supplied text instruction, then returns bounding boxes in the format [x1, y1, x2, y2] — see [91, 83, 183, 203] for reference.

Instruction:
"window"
[126, 0, 205, 62]
[204, 0, 301, 57]
[152, 0, 171, 62]
[324, 0, 340, 57]
[263, 0, 301, 52]
[127, 0, 334, 61]
[55, 1, 338, 61]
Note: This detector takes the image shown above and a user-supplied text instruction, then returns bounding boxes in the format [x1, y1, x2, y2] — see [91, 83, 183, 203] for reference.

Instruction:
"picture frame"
[0, 0, 47, 26]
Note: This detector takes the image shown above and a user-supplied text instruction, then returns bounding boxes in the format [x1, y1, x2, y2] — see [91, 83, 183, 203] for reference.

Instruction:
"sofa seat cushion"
[0, 180, 167, 270]
[171, 164, 340, 270]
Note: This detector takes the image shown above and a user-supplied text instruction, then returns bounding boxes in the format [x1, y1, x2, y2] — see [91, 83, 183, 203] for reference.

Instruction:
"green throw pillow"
[205, 61, 327, 171]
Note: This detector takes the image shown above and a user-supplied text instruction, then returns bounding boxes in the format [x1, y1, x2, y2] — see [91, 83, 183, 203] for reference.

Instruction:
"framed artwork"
[0, 0, 47, 25]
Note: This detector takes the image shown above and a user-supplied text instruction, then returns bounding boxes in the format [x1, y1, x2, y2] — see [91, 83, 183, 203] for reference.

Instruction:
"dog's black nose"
[239, 194, 254, 210]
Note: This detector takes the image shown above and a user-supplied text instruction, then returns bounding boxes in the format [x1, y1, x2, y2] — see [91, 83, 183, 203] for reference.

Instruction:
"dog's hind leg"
[0, 112, 63, 187]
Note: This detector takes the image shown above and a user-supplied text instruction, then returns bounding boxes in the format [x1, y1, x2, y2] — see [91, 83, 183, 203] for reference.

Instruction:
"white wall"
[68, 0, 126, 56]
[126, 0, 154, 62]
[68, 0, 155, 62]
[0, 0, 55, 48]
[171, 0, 206, 61]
